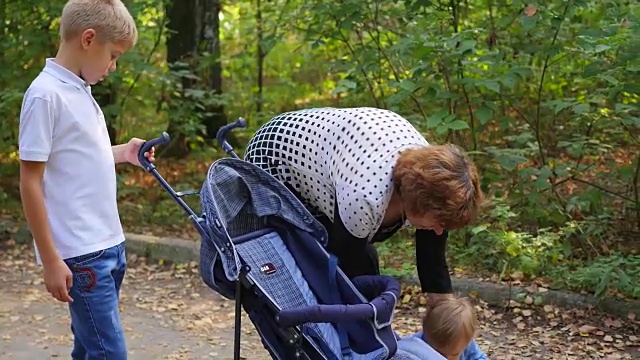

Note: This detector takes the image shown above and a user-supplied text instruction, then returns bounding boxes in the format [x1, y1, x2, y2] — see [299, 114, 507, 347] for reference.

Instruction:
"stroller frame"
[137, 118, 400, 360]
[137, 118, 320, 359]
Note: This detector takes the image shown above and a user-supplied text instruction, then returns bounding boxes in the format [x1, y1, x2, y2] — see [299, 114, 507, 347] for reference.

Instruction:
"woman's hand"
[427, 293, 455, 307]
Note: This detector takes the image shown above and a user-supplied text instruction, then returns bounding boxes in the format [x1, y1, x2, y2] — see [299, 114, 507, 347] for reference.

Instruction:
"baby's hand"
[43, 258, 74, 303]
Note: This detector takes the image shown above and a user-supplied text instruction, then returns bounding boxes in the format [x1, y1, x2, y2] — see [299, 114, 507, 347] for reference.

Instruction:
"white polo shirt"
[18, 58, 125, 262]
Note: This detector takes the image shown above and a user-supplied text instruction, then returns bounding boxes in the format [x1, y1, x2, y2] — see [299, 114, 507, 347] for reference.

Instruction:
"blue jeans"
[64, 241, 127, 360]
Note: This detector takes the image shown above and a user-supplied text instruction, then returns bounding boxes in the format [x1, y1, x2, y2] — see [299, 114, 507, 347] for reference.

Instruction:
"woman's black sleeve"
[415, 229, 453, 294]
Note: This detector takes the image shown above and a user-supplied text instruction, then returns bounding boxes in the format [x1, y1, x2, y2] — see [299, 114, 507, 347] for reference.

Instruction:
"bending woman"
[244, 107, 483, 304]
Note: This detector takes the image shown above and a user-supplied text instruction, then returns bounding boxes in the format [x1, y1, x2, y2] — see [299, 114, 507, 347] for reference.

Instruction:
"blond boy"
[397, 297, 489, 360]
[18, 1, 154, 359]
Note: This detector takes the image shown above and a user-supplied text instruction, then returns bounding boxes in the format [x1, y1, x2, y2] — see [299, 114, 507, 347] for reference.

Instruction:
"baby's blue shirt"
[396, 332, 489, 360]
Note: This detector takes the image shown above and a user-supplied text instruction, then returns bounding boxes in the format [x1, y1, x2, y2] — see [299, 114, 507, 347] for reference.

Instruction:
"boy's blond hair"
[60, 0, 138, 46]
[422, 296, 477, 349]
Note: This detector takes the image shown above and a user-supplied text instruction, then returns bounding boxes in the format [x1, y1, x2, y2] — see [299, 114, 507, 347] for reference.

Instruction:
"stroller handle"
[138, 132, 171, 172]
[216, 117, 247, 158]
[135, 131, 198, 218]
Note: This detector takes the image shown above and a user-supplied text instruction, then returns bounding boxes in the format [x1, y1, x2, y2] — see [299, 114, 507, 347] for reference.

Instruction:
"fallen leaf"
[605, 318, 623, 328]
[578, 325, 598, 335]
[510, 271, 524, 281]
[524, 296, 533, 305]
[604, 335, 614, 342]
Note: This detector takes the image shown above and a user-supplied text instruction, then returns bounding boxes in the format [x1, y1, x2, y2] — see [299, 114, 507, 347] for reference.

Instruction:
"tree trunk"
[164, 0, 199, 157]
[0, 0, 5, 65]
[93, 81, 119, 144]
[256, 0, 264, 115]
[164, 0, 226, 155]
[198, 0, 226, 141]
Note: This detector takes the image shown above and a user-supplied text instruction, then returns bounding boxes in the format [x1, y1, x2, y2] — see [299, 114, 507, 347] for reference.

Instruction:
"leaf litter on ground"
[1, 243, 639, 359]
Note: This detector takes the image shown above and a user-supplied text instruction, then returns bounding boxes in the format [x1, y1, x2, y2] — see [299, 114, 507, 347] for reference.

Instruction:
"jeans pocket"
[66, 249, 107, 267]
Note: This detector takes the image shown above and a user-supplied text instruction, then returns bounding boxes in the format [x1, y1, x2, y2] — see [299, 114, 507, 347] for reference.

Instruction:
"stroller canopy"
[199, 157, 329, 282]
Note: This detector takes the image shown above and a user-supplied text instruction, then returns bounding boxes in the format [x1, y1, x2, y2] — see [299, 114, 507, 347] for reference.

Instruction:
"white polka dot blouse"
[244, 107, 429, 240]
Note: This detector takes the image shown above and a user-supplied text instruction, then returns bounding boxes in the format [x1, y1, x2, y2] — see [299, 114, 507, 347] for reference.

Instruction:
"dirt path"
[1, 244, 638, 359]
[0, 245, 268, 360]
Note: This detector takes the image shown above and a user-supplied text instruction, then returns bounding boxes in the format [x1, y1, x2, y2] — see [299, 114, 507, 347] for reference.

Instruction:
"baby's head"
[422, 296, 477, 360]
[59, 0, 138, 84]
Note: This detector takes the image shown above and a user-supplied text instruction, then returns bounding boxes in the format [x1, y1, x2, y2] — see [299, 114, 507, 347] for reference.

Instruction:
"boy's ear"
[80, 29, 97, 49]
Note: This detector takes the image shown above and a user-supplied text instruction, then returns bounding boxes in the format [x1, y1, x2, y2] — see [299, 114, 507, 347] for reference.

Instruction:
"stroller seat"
[233, 229, 344, 357]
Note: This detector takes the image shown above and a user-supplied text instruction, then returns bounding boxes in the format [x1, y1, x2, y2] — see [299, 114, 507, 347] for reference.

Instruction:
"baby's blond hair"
[60, 0, 138, 46]
[422, 296, 477, 350]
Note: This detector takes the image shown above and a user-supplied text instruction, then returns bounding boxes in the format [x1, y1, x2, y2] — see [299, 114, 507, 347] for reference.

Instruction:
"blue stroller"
[137, 119, 418, 360]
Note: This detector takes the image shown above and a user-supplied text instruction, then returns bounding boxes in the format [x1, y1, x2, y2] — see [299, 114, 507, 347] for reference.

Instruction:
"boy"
[18, 1, 153, 359]
[397, 296, 489, 360]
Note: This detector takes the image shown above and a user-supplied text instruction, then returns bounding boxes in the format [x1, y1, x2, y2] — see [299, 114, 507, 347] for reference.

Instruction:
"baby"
[397, 296, 489, 360]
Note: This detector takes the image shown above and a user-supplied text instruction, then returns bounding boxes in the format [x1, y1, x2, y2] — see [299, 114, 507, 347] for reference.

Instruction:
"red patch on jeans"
[74, 266, 97, 291]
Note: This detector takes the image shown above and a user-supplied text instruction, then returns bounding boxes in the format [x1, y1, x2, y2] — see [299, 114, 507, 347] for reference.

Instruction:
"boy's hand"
[43, 258, 74, 303]
[124, 137, 156, 167]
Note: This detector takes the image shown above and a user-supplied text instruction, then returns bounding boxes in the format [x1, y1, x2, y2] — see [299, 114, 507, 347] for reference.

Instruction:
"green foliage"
[447, 200, 640, 299]
[452, 203, 568, 279]
[375, 231, 417, 277]
[550, 254, 640, 299]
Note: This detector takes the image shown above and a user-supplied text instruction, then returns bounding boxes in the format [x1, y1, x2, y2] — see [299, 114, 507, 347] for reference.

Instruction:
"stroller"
[138, 119, 419, 360]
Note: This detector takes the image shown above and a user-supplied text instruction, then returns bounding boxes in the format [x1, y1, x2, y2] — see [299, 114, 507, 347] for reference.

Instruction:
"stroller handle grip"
[216, 117, 247, 158]
[138, 132, 170, 172]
